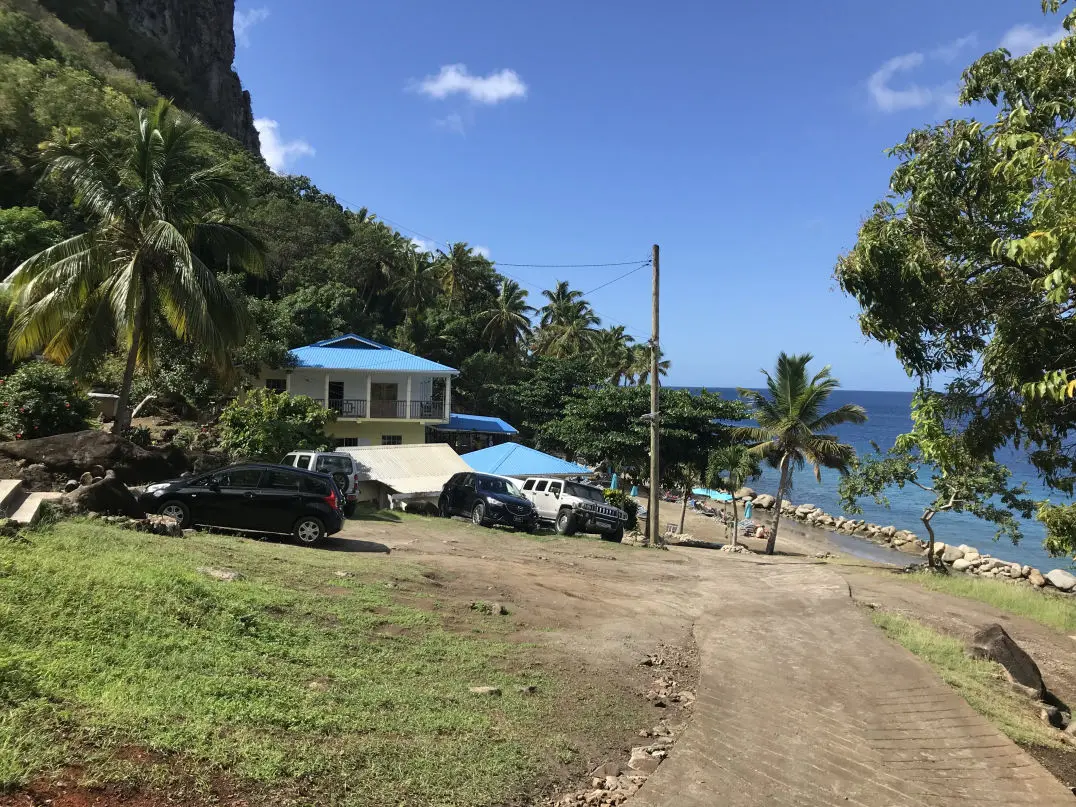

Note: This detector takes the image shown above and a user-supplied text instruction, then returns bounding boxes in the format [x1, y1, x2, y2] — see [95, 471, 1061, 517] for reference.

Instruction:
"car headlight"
[486, 497, 503, 507]
[145, 483, 171, 496]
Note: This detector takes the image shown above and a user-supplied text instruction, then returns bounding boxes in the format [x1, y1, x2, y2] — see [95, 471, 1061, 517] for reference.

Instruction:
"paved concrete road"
[632, 556, 1074, 806]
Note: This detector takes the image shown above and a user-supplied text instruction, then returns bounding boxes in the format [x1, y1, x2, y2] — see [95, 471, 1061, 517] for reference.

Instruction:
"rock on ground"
[197, 567, 242, 582]
[0, 430, 187, 484]
[62, 470, 146, 518]
[968, 624, 1046, 700]
[1044, 568, 1076, 592]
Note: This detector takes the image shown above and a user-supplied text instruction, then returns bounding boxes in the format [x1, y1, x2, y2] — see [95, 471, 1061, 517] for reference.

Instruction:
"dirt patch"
[1027, 745, 1076, 790]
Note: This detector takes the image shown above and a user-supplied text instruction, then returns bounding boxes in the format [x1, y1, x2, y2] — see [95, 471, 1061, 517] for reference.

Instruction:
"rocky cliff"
[38, 0, 260, 152]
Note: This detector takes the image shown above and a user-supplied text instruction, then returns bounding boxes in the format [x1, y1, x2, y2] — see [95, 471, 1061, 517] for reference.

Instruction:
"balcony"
[323, 399, 447, 420]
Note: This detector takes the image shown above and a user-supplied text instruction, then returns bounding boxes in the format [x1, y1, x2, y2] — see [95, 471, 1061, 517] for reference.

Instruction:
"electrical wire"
[584, 262, 651, 295]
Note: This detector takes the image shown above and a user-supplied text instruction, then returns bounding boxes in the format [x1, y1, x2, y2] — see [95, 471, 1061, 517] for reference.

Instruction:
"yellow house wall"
[326, 420, 426, 446]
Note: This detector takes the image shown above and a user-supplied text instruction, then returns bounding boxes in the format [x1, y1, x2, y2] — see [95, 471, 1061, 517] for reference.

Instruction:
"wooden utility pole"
[649, 244, 661, 545]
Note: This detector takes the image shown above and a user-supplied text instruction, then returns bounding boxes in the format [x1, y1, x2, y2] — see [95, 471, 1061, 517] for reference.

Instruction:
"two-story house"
[259, 335, 459, 447]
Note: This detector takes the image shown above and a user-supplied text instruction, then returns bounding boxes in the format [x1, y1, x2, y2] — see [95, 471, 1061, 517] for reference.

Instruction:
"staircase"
[0, 480, 63, 525]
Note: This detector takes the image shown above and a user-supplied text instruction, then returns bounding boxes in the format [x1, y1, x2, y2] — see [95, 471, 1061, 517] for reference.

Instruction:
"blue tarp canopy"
[692, 487, 733, 501]
[463, 443, 590, 477]
[434, 413, 518, 435]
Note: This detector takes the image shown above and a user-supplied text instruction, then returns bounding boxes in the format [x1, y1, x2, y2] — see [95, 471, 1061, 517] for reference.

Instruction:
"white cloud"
[867, 52, 936, 112]
[234, 7, 269, 48]
[410, 238, 437, 253]
[999, 23, 1066, 56]
[473, 245, 491, 259]
[436, 112, 466, 135]
[416, 64, 527, 104]
[254, 118, 314, 174]
[931, 34, 978, 62]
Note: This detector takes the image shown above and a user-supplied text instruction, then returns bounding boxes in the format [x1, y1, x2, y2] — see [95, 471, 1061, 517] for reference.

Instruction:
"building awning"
[432, 414, 518, 435]
[462, 443, 591, 478]
[338, 444, 470, 495]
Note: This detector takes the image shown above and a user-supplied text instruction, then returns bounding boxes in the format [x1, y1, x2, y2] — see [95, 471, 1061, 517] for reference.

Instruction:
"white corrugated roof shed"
[338, 444, 470, 495]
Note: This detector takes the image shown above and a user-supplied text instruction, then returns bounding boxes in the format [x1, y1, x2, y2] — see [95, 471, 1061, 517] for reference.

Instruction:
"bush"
[124, 425, 151, 447]
[218, 390, 334, 462]
[604, 488, 638, 530]
[0, 362, 92, 440]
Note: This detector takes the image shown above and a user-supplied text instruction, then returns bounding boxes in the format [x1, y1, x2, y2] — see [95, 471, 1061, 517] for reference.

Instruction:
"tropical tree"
[630, 342, 670, 385]
[533, 284, 601, 358]
[434, 242, 484, 307]
[589, 326, 636, 384]
[736, 353, 867, 554]
[708, 444, 762, 546]
[479, 279, 533, 351]
[7, 100, 263, 432]
[538, 280, 586, 327]
[391, 247, 437, 312]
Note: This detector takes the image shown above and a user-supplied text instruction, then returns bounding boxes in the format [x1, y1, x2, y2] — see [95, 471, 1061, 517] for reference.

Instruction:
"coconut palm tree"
[538, 280, 587, 327]
[736, 353, 866, 554]
[708, 444, 762, 547]
[535, 303, 600, 357]
[434, 242, 483, 307]
[589, 325, 635, 384]
[7, 100, 262, 433]
[479, 279, 533, 351]
[630, 343, 671, 385]
[391, 247, 437, 312]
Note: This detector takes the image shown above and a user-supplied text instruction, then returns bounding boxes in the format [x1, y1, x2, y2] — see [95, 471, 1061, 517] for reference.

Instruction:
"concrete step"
[0, 479, 24, 516]
[10, 491, 62, 525]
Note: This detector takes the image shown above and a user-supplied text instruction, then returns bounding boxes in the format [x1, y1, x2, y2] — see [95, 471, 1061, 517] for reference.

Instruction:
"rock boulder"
[941, 546, 965, 563]
[61, 470, 145, 518]
[1044, 569, 1076, 592]
[752, 494, 776, 509]
[968, 624, 1045, 700]
[734, 487, 756, 500]
[0, 430, 187, 484]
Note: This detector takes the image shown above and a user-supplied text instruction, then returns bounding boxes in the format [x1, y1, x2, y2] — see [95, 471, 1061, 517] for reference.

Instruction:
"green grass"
[901, 570, 1076, 633]
[0, 520, 602, 805]
[871, 610, 1066, 748]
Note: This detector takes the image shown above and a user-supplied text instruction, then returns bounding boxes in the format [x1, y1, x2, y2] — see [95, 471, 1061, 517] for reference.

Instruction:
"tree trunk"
[767, 455, 791, 556]
[922, 509, 943, 572]
[112, 302, 146, 434]
[678, 476, 690, 535]
[730, 496, 739, 548]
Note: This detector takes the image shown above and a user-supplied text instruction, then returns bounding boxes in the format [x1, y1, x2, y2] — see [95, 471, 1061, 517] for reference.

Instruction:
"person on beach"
[744, 497, 754, 520]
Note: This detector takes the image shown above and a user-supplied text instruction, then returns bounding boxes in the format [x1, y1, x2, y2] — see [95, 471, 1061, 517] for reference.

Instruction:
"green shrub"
[0, 362, 92, 440]
[604, 488, 638, 529]
[218, 390, 334, 462]
[124, 425, 151, 447]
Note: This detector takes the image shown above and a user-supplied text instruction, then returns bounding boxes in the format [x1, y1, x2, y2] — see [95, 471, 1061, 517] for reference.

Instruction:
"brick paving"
[631, 558, 1074, 806]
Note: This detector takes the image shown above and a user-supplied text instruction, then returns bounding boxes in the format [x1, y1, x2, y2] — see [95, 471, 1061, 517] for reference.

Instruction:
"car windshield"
[566, 482, 606, 503]
[478, 477, 522, 497]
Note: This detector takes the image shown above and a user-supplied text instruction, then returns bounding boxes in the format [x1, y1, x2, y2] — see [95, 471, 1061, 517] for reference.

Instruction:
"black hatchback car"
[438, 472, 537, 531]
[139, 463, 345, 546]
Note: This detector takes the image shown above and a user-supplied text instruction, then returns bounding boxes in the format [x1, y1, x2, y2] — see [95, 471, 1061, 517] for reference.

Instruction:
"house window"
[339, 437, 359, 447]
[328, 381, 345, 402]
[381, 435, 403, 446]
[265, 378, 286, 393]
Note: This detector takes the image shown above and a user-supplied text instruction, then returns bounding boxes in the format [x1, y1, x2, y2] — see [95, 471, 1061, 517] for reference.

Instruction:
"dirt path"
[630, 553, 1075, 806]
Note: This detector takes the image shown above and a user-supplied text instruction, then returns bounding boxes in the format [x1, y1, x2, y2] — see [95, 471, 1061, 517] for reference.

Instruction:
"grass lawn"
[0, 520, 603, 805]
[871, 610, 1066, 748]
[902, 570, 1076, 634]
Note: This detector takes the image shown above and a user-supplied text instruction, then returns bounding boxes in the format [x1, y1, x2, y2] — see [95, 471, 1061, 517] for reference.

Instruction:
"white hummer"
[519, 477, 627, 541]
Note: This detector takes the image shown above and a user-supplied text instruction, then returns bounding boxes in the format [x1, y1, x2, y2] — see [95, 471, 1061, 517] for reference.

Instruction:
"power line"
[496, 259, 651, 268]
[584, 261, 651, 295]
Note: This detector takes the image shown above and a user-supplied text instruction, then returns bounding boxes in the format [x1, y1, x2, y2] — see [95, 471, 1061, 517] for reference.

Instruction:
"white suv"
[281, 451, 360, 516]
[519, 477, 627, 541]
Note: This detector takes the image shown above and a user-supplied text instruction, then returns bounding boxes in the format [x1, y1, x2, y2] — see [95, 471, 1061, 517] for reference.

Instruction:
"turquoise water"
[690, 388, 1075, 572]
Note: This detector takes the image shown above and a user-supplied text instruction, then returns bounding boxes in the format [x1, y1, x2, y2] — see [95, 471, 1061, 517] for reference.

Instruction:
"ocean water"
[689, 388, 1075, 572]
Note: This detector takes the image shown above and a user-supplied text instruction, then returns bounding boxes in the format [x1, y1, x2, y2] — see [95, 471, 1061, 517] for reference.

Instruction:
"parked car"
[519, 477, 627, 540]
[281, 451, 361, 516]
[139, 463, 345, 546]
[438, 472, 538, 531]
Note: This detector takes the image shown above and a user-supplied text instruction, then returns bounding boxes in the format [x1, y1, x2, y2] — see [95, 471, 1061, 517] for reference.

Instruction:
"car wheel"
[439, 497, 452, 518]
[556, 509, 576, 536]
[603, 525, 625, 542]
[157, 500, 191, 528]
[471, 502, 487, 527]
[293, 515, 326, 546]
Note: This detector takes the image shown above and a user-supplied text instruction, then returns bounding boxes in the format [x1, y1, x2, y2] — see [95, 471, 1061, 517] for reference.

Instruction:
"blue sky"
[232, 1, 1066, 391]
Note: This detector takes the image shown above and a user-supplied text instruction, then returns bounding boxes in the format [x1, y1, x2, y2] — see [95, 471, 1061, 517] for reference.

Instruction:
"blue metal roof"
[435, 414, 518, 434]
[290, 335, 459, 374]
[463, 443, 591, 477]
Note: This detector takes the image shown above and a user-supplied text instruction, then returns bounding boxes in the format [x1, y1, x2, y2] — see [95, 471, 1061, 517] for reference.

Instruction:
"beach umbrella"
[630, 484, 639, 497]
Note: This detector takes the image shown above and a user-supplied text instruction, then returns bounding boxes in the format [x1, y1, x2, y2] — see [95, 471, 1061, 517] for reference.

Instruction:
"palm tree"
[533, 281, 600, 357]
[589, 326, 635, 384]
[435, 242, 482, 307]
[630, 343, 670, 385]
[479, 279, 533, 351]
[7, 100, 262, 433]
[538, 280, 586, 327]
[708, 444, 762, 547]
[736, 353, 866, 554]
[391, 247, 437, 311]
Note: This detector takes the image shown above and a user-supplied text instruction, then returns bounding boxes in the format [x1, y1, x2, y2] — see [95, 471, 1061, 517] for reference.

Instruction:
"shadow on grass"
[322, 536, 391, 554]
[351, 509, 403, 523]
